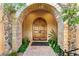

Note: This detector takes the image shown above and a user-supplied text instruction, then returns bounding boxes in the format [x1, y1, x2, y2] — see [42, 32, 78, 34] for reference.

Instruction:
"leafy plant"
[4, 4, 16, 14]
[8, 51, 17, 56]
[48, 30, 64, 56]
[17, 37, 30, 53]
[61, 3, 79, 26]
[4, 3, 26, 14]
[51, 39, 57, 48]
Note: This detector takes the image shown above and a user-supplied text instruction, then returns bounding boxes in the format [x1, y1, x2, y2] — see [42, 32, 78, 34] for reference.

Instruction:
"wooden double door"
[32, 18, 47, 41]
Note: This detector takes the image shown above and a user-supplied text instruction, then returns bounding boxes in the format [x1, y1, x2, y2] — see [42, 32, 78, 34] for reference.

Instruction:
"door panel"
[33, 18, 47, 41]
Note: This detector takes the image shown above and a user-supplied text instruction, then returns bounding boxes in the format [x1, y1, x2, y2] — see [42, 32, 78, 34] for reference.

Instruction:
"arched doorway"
[22, 9, 57, 42]
[15, 3, 64, 51]
[32, 17, 47, 41]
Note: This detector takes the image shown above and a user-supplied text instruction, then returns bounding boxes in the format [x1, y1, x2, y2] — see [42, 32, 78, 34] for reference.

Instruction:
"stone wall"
[76, 24, 79, 54]
[68, 26, 76, 51]
[0, 4, 5, 55]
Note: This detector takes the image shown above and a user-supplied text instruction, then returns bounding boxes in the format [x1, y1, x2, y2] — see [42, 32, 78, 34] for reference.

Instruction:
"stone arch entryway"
[14, 3, 64, 52]
[21, 3, 58, 43]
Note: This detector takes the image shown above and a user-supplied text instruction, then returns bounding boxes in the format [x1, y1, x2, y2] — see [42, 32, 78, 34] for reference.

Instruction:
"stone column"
[12, 22, 17, 51]
[12, 13, 22, 51]
[64, 22, 68, 52]
[12, 13, 18, 51]
[0, 4, 5, 55]
[16, 21, 22, 50]
[54, 12, 64, 49]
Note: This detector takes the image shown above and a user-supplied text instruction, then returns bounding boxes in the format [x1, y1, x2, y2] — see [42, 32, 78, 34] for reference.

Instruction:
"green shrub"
[53, 45, 60, 53]
[8, 51, 17, 56]
[49, 39, 64, 56]
[51, 40, 57, 48]
[48, 30, 64, 56]
[18, 37, 30, 53]
[48, 38, 52, 44]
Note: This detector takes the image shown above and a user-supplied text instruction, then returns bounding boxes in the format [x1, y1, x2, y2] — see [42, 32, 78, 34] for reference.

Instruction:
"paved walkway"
[23, 45, 57, 56]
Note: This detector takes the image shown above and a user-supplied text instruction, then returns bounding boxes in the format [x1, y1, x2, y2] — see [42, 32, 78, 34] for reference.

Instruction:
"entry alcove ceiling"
[19, 3, 56, 23]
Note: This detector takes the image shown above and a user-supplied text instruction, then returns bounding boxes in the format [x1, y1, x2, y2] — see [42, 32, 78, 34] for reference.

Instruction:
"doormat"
[31, 42, 49, 46]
